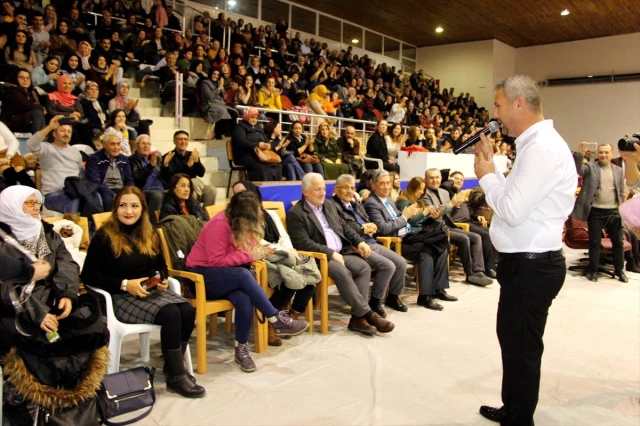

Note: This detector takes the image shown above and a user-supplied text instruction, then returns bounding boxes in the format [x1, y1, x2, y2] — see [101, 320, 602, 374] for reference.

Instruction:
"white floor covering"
[116, 245, 640, 426]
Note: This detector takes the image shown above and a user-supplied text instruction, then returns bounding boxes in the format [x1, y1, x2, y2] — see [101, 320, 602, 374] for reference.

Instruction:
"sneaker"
[235, 343, 256, 372]
[272, 311, 309, 337]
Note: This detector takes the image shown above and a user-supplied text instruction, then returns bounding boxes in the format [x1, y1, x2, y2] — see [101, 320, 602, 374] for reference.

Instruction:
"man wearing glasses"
[328, 174, 408, 317]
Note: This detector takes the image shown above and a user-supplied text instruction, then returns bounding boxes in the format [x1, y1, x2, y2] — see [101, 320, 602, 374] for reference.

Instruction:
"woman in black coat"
[230, 107, 282, 181]
[365, 119, 400, 173]
[0, 69, 46, 133]
[160, 173, 207, 221]
[0, 186, 79, 357]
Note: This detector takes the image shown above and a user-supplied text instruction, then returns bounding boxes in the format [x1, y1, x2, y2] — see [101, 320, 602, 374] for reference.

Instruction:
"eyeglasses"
[335, 186, 355, 191]
[23, 200, 42, 207]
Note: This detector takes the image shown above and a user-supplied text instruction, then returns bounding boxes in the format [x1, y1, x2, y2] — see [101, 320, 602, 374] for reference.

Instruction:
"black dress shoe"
[385, 294, 408, 312]
[368, 298, 387, 318]
[486, 269, 497, 279]
[586, 272, 598, 282]
[416, 295, 443, 311]
[434, 289, 458, 302]
[479, 405, 506, 423]
[616, 270, 629, 283]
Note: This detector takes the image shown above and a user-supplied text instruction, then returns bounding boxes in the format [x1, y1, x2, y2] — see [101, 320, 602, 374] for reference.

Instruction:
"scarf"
[47, 75, 77, 107]
[244, 107, 259, 121]
[0, 186, 44, 242]
[80, 82, 106, 126]
[307, 85, 328, 103]
[114, 80, 130, 109]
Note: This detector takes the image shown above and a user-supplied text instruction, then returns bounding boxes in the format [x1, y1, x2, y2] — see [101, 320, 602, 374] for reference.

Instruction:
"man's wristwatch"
[121, 279, 128, 291]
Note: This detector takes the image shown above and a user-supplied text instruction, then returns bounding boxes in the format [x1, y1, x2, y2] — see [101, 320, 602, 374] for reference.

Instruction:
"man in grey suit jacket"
[286, 173, 395, 336]
[422, 168, 493, 286]
[364, 170, 453, 311]
[572, 143, 627, 282]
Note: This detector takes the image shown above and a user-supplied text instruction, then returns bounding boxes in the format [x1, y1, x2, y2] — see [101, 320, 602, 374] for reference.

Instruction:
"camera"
[618, 133, 640, 152]
[59, 117, 75, 126]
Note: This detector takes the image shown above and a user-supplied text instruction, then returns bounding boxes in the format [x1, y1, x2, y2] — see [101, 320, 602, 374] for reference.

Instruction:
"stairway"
[130, 78, 231, 200]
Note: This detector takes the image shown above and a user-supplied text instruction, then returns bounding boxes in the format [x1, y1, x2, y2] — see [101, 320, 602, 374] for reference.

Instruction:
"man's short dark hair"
[450, 171, 464, 178]
[31, 10, 43, 19]
[174, 130, 189, 139]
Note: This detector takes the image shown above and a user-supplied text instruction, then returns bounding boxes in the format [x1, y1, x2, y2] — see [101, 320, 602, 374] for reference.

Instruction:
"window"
[342, 22, 362, 48]
[365, 30, 382, 54]
[291, 5, 316, 34]
[402, 44, 416, 60]
[261, 0, 289, 26]
[384, 37, 400, 60]
[319, 14, 340, 42]
[227, 0, 258, 18]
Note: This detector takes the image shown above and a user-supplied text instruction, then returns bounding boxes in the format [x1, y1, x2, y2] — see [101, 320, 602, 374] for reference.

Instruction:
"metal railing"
[175, 73, 184, 129]
[85, 11, 186, 37]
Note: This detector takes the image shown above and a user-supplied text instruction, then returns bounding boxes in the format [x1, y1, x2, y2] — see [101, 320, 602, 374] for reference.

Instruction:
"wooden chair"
[205, 203, 228, 220]
[92, 212, 112, 230]
[156, 228, 268, 374]
[226, 140, 247, 197]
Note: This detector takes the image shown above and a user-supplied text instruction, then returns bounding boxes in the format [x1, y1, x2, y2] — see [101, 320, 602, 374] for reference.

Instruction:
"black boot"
[165, 348, 206, 398]
[163, 345, 196, 383]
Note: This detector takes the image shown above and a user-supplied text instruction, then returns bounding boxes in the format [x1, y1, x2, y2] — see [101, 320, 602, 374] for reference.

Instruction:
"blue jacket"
[85, 149, 134, 196]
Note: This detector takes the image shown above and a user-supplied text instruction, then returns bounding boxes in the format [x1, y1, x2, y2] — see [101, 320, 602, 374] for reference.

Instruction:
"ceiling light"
[588, 75, 593, 78]
[435, 27, 443, 33]
[215, 6, 218, 9]
[228, 0, 236, 6]
[560, 9, 569, 16]
[352, 39, 359, 44]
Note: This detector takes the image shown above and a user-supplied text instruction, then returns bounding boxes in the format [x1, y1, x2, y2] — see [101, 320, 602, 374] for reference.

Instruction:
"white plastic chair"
[86, 278, 193, 375]
[361, 152, 384, 171]
[73, 144, 95, 156]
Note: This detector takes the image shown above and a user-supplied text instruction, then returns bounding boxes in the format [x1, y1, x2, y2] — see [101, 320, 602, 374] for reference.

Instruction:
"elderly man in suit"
[286, 173, 395, 335]
[573, 143, 627, 282]
[328, 174, 408, 317]
[422, 168, 493, 286]
[364, 170, 453, 311]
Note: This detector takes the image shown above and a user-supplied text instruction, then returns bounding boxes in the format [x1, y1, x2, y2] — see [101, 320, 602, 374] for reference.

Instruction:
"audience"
[287, 173, 395, 336]
[85, 128, 134, 212]
[1, 69, 46, 133]
[264, 120, 304, 180]
[186, 191, 309, 372]
[366, 120, 400, 173]
[129, 134, 166, 218]
[27, 116, 84, 213]
[314, 122, 349, 180]
[160, 173, 206, 221]
[82, 186, 205, 398]
[160, 130, 216, 209]
[284, 120, 324, 176]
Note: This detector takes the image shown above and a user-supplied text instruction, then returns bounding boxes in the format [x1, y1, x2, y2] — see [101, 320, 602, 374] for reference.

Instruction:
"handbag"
[99, 367, 156, 426]
[254, 146, 282, 163]
[297, 153, 320, 164]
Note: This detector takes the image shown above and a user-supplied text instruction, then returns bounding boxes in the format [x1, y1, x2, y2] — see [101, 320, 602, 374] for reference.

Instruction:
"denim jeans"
[44, 190, 80, 213]
[187, 266, 278, 343]
[282, 155, 305, 180]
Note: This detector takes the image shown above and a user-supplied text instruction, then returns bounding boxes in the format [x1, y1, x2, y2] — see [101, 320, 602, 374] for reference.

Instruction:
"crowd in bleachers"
[0, 2, 528, 421]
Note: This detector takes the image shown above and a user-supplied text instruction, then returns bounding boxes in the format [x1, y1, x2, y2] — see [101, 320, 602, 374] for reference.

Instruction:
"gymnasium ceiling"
[289, 0, 640, 48]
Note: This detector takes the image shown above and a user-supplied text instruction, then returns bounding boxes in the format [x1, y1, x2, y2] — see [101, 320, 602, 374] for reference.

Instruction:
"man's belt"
[498, 249, 564, 261]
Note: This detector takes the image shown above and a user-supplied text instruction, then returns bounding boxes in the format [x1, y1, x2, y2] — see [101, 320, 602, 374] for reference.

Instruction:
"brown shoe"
[347, 316, 377, 336]
[267, 322, 282, 347]
[366, 312, 395, 333]
[288, 310, 302, 320]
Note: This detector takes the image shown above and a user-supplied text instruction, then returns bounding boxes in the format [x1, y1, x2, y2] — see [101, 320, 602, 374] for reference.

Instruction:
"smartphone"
[59, 117, 75, 126]
[142, 274, 161, 290]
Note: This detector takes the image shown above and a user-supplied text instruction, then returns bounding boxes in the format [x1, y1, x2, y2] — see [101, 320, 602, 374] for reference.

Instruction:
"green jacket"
[315, 135, 342, 162]
[396, 198, 427, 232]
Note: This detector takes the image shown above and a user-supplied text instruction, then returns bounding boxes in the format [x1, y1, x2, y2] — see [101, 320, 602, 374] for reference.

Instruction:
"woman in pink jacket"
[186, 191, 308, 372]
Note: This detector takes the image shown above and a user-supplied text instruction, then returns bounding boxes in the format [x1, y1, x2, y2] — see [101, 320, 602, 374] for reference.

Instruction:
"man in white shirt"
[473, 75, 577, 426]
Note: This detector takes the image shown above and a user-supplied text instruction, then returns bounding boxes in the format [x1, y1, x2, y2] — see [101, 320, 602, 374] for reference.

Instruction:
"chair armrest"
[85, 285, 115, 320]
[168, 268, 208, 312]
[252, 261, 268, 292]
[361, 153, 383, 170]
[454, 222, 470, 232]
[167, 277, 181, 294]
[376, 236, 402, 254]
[298, 251, 328, 276]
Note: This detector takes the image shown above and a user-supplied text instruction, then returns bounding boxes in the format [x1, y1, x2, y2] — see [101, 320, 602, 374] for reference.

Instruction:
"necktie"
[384, 200, 397, 218]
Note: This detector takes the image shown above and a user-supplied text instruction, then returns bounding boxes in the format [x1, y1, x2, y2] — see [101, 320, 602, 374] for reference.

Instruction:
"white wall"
[516, 32, 640, 150]
[416, 40, 495, 110]
[492, 39, 516, 89]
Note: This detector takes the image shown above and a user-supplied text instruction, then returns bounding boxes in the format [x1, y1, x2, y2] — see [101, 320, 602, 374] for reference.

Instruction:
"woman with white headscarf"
[0, 186, 80, 357]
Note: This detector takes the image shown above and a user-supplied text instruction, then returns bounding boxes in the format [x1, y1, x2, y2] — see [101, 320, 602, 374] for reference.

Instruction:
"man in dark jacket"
[365, 120, 399, 173]
[328, 174, 407, 317]
[160, 130, 216, 209]
[85, 128, 134, 212]
[129, 134, 165, 218]
[286, 173, 394, 336]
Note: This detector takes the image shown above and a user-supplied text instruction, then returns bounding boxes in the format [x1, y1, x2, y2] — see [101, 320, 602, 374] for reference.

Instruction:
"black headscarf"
[235, 180, 280, 244]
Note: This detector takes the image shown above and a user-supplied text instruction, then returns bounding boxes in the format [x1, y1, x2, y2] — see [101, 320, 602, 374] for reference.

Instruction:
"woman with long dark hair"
[60, 52, 86, 95]
[49, 20, 77, 58]
[365, 119, 399, 173]
[82, 186, 205, 398]
[30, 55, 60, 93]
[86, 54, 117, 108]
[4, 29, 37, 71]
[105, 109, 137, 155]
[1, 68, 46, 133]
[186, 191, 309, 372]
[284, 120, 324, 176]
[159, 173, 207, 221]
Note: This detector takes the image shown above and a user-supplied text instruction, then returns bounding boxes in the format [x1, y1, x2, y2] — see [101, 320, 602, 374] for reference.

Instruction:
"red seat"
[280, 95, 294, 110]
[225, 89, 236, 107]
[373, 109, 384, 121]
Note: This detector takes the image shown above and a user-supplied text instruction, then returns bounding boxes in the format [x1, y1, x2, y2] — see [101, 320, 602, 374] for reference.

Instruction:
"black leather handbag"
[99, 367, 156, 426]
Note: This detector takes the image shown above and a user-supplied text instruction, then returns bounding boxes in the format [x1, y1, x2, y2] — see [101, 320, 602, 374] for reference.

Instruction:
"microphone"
[453, 120, 500, 155]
